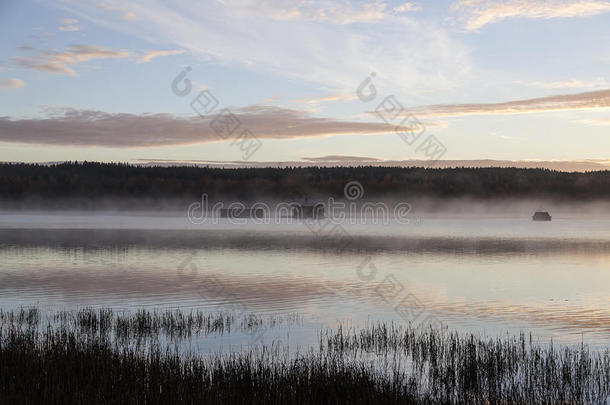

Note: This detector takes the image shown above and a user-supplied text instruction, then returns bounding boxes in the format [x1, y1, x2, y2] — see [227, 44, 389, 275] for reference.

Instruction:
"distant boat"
[532, 211, 552, 221]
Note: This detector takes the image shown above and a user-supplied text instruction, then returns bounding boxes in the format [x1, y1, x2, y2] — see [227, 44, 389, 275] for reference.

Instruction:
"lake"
[1, 211, 609, 350]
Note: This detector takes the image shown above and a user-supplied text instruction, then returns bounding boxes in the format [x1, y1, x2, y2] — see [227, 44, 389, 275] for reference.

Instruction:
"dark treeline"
[1, 162, 609, 208]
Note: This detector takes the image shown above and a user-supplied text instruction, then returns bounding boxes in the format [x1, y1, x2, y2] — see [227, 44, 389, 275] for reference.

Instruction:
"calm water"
[1, 212, 610, 349]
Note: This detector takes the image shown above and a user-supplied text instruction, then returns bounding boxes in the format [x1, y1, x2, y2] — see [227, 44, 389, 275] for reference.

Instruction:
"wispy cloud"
[138, 49, 184, 63]
[59, 25, 82, 31]
[313, 2, 388, 23]
[577, 117, 610, 125]
[493, 132, 527, 141]
[454, 0, 610, 30]
[528, 78, 610, 90]
[264, 96, 280, 103]
[123, 11, 139, 20]
[63, 0, 472, 95]
[59, 17, 82, 31]
[0, 78, 25, 91]
[404, 89, 610, 118]
[96, 1, 119, 11]
[193, 81, 208, 91]
[301, 155, 383, 162]
[393, 2, 422, 14]
[0, 106, 400, 147]
[236, 0, 391, 24]
[13, 44, 129, 75]
[96, 2, 139, 20]
[296, 93, 358, 104]
[60, 18, 79, 25]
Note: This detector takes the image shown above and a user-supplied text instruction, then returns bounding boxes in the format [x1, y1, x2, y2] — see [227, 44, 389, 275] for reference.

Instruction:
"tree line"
[1, 162, 609, 208]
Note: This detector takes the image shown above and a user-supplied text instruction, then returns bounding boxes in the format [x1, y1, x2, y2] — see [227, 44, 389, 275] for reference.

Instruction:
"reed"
[0, 307, 608, 404]
[0, 307, 301, 340]
[320, 323, 610, 404]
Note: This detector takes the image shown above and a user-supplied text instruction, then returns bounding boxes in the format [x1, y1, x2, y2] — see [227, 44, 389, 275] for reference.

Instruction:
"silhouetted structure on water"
[532, 211, 552, 221]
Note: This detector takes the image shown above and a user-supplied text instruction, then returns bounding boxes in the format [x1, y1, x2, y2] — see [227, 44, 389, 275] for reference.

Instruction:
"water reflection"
[1, 218, 610, 348]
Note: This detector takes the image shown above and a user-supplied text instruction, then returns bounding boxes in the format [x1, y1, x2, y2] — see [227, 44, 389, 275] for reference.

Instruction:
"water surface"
[1, 212, 609, 349]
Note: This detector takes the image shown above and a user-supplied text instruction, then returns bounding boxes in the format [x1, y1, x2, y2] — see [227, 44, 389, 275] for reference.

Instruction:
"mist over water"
[1, 197, 610, 349]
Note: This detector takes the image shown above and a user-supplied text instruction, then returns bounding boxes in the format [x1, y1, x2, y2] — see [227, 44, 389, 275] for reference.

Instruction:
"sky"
[1, 0, 610, 168]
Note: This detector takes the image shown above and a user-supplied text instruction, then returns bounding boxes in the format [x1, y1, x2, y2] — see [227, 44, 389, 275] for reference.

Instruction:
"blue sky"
[1, 0, 610, 167]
